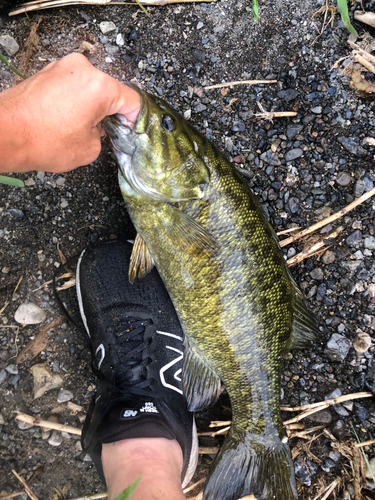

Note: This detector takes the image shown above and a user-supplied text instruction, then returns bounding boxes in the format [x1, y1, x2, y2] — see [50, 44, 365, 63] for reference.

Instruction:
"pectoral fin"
[166, 207, 218, 258]
[182, 339, 222, 412]
[129, 234, 155, 283]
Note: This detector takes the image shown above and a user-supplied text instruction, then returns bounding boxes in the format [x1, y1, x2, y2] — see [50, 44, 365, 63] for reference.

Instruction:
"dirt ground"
[1, 0, 375, 498]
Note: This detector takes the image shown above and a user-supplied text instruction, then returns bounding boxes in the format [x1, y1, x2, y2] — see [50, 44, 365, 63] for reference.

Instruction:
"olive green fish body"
[102, 86, 318, 500]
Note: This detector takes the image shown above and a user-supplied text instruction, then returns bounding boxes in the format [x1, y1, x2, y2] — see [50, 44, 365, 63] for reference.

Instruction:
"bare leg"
[102, 437, 186, 500]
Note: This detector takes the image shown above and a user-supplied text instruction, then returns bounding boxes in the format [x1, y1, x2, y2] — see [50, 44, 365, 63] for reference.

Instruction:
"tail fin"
[203, 428, 297, 500]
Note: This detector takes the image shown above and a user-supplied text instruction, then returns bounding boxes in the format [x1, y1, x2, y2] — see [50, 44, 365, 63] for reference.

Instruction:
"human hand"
[0, 53, 141, 173]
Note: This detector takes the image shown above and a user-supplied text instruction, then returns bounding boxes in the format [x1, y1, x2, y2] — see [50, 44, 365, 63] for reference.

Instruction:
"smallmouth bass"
[102, 85, 318, 500]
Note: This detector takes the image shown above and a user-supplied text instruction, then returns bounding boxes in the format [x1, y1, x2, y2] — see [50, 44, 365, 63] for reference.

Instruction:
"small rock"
[286, 124, 303, 140]
[336, 172, 352, 186]
[116, 34, 125, 46]
[30, 364, 63, 399]
[191, 48, 205, 62]
[311, 106, 322, 114]
[24, 178, 36, 187]
[365, 457, 375, 479]
[0, 370, 6, 384]
[194, 103, 206, 113]
[278, 89, 298, 101]
[106, 45, 119, 56]
[325, 388, 342, 400]
[196, 21, 204, 29]
[354, 179, 366, 197]
[333, 404, 349, 417]
[127, 29, 138, 41]
[56, 177, 65, 186]
[99, 21, 116, 34]
[364, 236, 375, 250]
[57, 389, 74, 403]
[325, 334, 351, 361]
[232, 122, 246, 133]
[346, 230, 362, 246]
[310, 268, 324, 280]
[260, 150, 281, 166]
[0, 413, 4, 425]
[75, 440, 83, 451]
[285, 148, 303, 162]
[353, 330, 372, 353]
[0, 35, 20, 56]
[329, 451, 341, 462]
[322, 250, 336, 264]
[48, 430, 63, 446]
[18, 420, 34, 430]
[338, 136, 364, 156]
[15, 302, 46, 325]
[8, 209, 25, 219]
[354, 403, 370, 422]
[5, 364, 18, 375]
[307, 409, 333, 424]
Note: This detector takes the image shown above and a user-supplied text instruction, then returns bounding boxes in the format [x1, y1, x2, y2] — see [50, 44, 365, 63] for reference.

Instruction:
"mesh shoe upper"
[76, 239, 198, 488]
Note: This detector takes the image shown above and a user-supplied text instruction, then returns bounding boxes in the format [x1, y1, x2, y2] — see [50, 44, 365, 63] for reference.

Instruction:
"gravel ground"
[1, 1, 375, 498]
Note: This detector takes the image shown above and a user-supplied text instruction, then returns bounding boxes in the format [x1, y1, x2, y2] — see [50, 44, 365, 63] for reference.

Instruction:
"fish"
[102, 84, 319, 500]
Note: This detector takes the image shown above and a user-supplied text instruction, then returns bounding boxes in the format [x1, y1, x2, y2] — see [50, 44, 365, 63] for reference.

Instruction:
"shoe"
[76, 239, 198, 488]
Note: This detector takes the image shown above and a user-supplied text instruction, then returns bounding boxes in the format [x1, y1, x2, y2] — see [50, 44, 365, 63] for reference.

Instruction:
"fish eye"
[161, 115, 174, 132]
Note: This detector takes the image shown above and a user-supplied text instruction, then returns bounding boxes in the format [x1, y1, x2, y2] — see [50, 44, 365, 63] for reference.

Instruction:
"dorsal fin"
[129, 234, 155, 283]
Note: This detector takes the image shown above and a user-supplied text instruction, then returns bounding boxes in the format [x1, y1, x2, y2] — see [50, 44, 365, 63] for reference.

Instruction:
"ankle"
[102, 438, 185, 500]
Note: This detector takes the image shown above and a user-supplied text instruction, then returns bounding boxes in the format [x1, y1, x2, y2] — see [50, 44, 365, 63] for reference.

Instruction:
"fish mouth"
[101, 114, 137, 156]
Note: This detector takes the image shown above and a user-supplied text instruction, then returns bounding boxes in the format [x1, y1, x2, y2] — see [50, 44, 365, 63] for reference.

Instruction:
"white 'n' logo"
[156, 331, 184, 395]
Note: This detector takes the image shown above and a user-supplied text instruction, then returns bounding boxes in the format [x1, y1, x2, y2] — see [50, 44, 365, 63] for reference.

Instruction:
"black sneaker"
[76, 239, 198, 488]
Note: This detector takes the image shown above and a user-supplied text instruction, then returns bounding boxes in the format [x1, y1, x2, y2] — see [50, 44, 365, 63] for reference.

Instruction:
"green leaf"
[337, 0, 358, 35]
[0, 52, 25, 79]
[0, 176, 24, 187]
[113, 477, 141, 500]
[252, 0, 259, 22]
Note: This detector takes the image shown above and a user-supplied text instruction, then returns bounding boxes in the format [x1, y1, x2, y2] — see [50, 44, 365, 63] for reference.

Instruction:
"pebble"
[278, 89, 298, 101]
[191, 48, 205, 62]
[260, 150, 281, 166]
[57, 389, 74, 403]
[106, 45, 119, 56]
[325, 334, 351, 361]
[294, 459, 318, 486]
[75, 440, 83, 451]
[0, 413, 4, 425]
[336, 172, 352, 186]
[48, 430, 63, 446]
[232, 122, 246, 132]
[311, 106, 322, 114]
[329, 451, 342, 462]
[15, 302, 46, 325]
[310, 268, 324, 280]
[307, 409, 333, 424]
[0, 34, 20, 56]
[365, 236, 375, 250]
[30, 363, 63, 399]
[286, 124, 303, 140]
[322, 250, 335, 264]
[56, 177, 65, 186]
[325, 388, 342, 399]
[346, 230, 362, 246]
[195, 103, 206, 112]
[334, 404, 349, 417]
[8, 209, 25, 219]
[366, 457, 375, 479]
[354, 179, 366, 197]
[285, 148, 303, 162]
[17, 420, 34, 430]
[5, 364, 18, 375]
[116, 34, 125, 46]
[99, 21, 116, 34]
[338, 136, 365, 156]
[353, 331, 372, 353]
[0, 370, 6, 384]
[354, 403, 370, 422]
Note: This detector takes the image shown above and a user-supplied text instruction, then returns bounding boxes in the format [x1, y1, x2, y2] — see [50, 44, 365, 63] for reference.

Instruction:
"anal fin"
[182, 340, 222, 412]
[129, 234, 155, 283]
[288, 290, 319, 351]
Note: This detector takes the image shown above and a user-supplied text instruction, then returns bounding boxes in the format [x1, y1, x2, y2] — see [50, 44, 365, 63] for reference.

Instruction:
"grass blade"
[252, 0, 259, 22]
[337, 0, 358, 35]
[351, 424, 375, 483]
[113, 477, 141, 500]
[133, 0, 150, 17]
[0, 52, 25, 79]
[0, 176, 24, 187]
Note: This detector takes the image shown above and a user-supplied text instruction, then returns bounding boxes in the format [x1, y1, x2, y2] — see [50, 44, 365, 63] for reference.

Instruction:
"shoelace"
[103, 316, 157, 393]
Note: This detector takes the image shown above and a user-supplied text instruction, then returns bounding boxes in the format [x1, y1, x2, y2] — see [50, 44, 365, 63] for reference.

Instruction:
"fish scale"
[102, 84, 319, 500]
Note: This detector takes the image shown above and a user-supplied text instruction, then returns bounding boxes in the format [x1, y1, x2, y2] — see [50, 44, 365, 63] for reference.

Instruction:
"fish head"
[102, 84, 210, 203]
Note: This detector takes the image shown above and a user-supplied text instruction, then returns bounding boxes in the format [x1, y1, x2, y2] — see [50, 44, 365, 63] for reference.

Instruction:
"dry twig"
[286, 226, 342, 267]
[280, 185, 375, 247]
[69, 494, 108, 500]
[15, 412, 82, 436]
[12, 470, 39, 500]
[255, 102, 297, 122]
[183, 477, 206, 494]
[313, 478, 339, 500]
[204, 80, 277, 90]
